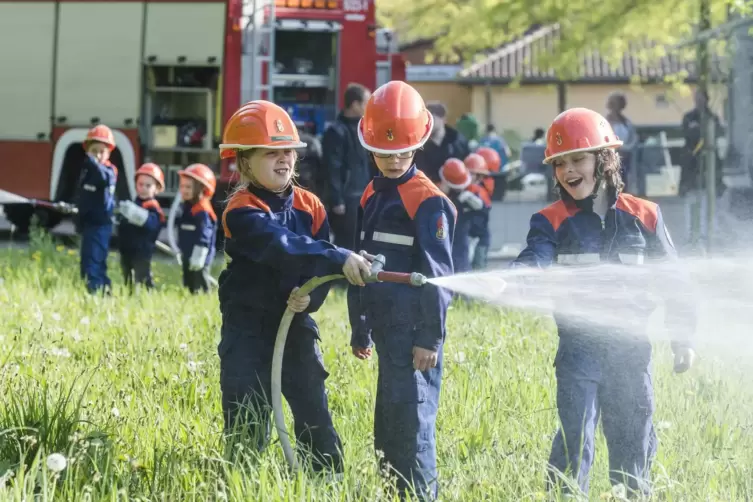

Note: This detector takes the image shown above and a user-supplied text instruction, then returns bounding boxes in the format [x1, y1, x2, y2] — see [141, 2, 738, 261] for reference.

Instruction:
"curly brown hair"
[555, 148, 623, 199]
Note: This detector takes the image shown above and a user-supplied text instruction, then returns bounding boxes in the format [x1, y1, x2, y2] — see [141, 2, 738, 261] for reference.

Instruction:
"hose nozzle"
[361, 253, 427, 287]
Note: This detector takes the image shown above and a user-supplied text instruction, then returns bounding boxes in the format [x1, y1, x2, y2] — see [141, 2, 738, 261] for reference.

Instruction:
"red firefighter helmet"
[464, 153, 489, 175]
[475, 146, 502, 173]
[544, 107, 623, 163]
[439, 158, 472, 190]
[135, 163, 165, 192]
[178, 163, 216, 197]
[83, 125, 116, 151]
[219, 100, 306, 160]
[358, 81, 433, 154]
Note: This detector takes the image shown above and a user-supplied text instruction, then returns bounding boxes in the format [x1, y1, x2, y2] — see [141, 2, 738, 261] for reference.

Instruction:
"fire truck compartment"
[54, 2, 143, 127]
[273, 28, 338, 88]
[0, 2, 55, 141]
[144, 2, 226, 66]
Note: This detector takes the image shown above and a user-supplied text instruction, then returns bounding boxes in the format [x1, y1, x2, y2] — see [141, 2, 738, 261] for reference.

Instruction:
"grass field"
[1, 230, 752, 501]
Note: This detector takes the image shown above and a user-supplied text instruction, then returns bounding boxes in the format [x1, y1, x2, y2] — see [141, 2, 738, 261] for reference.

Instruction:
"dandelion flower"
[179, 343, 188, 351]
[46, 453, 67, 472]
[51, 312, 61, 322]
[111, 407, 120, 418]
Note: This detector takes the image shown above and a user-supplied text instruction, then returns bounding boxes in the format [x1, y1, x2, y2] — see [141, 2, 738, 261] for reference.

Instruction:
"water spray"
[272, 254, 427, 471]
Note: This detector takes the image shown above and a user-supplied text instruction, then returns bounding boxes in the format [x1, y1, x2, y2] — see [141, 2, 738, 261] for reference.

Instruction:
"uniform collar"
[373, 164, 417, 191]
[570, 185, 618, 213]
[247, 183, 293, 212]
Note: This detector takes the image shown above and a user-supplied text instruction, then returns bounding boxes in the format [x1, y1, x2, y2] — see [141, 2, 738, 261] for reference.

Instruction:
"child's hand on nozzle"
[352, 346, 372, 360]
[673, 347, 696, 374]
[287, 287, 311, 313]
[342, 253, 372, 287]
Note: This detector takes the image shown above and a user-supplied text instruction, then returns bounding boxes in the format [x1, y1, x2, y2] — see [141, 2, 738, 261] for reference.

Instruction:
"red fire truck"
[0, 0, 405, 232]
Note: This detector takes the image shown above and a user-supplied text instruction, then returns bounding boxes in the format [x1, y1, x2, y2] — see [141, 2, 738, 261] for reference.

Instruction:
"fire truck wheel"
[4, 205, 63, 234]
[4, 204, 33, 234]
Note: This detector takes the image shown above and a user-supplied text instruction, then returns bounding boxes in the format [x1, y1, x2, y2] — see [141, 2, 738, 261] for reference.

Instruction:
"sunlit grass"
[0, 228, 751, 500]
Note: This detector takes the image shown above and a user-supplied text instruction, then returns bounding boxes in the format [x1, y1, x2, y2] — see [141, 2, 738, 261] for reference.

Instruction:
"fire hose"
[0, 189, 179, 260]
[272, 253, 428, 471]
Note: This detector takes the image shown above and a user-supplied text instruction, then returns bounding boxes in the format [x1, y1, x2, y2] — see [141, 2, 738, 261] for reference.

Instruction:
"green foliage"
[379, 0, 751, 80]
[0, 245, 752, 499]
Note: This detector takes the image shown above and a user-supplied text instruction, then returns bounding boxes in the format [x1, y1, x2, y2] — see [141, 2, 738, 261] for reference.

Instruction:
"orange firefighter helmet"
[475, 146, 502, 173]
[358, 80, 433, 154]
[135, 163, 165, 192]
[178, 163, 216, 197]
[219, 100, 306, 159]
[464, 153, 489, 175]
[439, 158, 472, 190]
[544, 107, 623, 164]
[83, 125, 116, 151]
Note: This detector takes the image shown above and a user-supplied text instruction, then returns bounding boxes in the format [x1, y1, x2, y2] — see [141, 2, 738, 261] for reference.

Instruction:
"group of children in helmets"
[76, 80, 695, 500]
[78, 125, 218, 294]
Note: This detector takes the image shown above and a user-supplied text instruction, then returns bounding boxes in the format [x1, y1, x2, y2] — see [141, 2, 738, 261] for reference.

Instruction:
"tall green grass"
[0, 230, 751, 500]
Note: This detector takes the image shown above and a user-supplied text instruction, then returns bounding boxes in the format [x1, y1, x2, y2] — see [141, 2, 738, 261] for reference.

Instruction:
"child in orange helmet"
[78, 125, 118, 295]
[217, 100, 372, 475]
[438, 158, 484, 273]
[177, 164, 218, 293]
[117, 163, 166, 290]
[475, 146, 502, 200]
[350, 80, 456, 501]
[512, 108, 696, 498]
[463, 153, 493, 270]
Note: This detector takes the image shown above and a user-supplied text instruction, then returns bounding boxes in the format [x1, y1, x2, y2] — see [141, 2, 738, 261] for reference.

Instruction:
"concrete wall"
[410, 81, 472, 125]
[469, 82, 727, 139]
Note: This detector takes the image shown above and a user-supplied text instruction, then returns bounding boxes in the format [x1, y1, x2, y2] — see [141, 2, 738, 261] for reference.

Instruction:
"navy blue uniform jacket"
[514, 192, 696, 351]
[78, 155, 117, 226]
[177, 199, 217, 266]
[119, 197, 165, 259]
[348, 166, 457, 352]
[219, 185, 351, 320]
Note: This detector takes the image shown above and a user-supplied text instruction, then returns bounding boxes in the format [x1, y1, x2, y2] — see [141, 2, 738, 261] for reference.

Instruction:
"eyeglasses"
[372, 151, 415, 159]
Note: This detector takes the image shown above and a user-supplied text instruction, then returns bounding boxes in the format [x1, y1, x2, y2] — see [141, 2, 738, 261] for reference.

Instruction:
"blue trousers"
[469, 211, 490, 270]
[548, 335, 656, 497]
[218, 310, 343, 472]
[80, 224, 112, 294]
[372, 326, 443, 500]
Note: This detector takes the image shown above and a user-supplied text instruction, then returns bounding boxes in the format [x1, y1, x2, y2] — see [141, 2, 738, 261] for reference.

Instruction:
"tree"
[378, 0, 747, 79]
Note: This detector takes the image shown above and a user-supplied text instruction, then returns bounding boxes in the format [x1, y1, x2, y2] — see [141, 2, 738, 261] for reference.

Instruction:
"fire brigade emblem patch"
[434, 212, 448, 240]
[275, 119, 284, 132]
[386, 128, 394, 141]
[555, 132, 563, 145]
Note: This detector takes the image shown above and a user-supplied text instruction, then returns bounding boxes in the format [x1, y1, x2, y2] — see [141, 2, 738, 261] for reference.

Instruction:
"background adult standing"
[322, 83, 372, 250]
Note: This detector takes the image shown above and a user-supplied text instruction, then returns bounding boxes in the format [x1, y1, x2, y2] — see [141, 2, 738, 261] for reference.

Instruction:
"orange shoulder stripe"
[293, 187, 327, 236]
[468, 183, 492, 207]
[191, 198, 217, 222]
[538, 200, 577, 232]
[360, 182, 376, 209]
[616, 194, 658, 232]
[221, 190, 269, 238]
[397, 170, 453, 220]
[142, 199, 166, 223]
